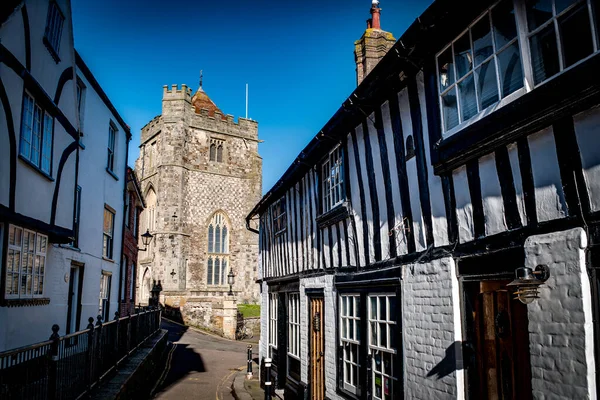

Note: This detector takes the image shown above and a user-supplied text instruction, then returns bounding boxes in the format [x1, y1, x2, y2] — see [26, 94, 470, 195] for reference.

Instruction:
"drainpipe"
[117, 133, 131, 315]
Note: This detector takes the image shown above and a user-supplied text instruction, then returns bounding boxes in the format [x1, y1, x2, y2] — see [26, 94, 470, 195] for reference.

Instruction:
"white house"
[0, 0, 129, 350]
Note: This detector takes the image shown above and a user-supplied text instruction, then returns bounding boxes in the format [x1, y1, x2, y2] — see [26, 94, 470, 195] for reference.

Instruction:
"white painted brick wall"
[524, 228, 596, 399]
[299, 275, 340, 399]
[403, 257, 458, 399]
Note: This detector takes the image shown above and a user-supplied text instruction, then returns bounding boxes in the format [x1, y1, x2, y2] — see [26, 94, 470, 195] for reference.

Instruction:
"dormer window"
[437, 0, 524, 133]
[209, 138, 224, 162]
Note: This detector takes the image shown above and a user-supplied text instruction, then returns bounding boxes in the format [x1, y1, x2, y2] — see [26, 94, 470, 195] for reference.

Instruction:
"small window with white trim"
[19, 92, 54, 175]
[287, 292, 301, 381]
[368, 294, 398, 400]
[322, 145, 344, 213]
[272, 197, 287, 236]
[269, 293, 278, 359]
[340, 294, 361, 395]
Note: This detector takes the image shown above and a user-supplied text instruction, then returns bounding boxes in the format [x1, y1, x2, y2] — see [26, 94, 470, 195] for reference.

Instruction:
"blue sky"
[71, 0, 431, 193]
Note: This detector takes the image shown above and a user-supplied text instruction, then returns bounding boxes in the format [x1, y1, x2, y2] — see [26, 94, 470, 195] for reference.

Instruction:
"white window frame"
[287, 292, 301, 379]
[438, 0, 599, 138]
[98, 272, 111, 322]
[322, 145, 344, 213]
[269, 293, 278, 358]
[19, 91, 54, 175]
[44, 2, 64, 56]
[340, 294, 361, 395]
[368, 293, 397, 400]
[272, 197, 287, 236]
[207, 212, 229, 286]
[103, 206, 115, 259]
[5, 225, 47, 299]
[107, 124, 117, 172]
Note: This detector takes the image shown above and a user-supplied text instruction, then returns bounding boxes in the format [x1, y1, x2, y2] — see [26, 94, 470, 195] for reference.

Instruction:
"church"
[135, 78, 261, 337]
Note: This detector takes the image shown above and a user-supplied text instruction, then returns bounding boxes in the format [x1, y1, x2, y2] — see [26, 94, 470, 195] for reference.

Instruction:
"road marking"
[215, 365, 245, 400]
[151, 342, 177, 396]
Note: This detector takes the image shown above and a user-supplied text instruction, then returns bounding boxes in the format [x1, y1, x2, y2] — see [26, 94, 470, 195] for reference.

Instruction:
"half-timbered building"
[248, 0, 600, 398]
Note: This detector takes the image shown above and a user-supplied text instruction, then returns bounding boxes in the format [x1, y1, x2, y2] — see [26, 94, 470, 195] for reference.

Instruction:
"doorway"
[66, 263, 84, 334]
[463, 279, 533, 400]
[309, 295, 325, 400]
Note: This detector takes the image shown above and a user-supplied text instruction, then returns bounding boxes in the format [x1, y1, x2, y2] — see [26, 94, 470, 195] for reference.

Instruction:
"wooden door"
[472, 281, 532, 400]
[310, 296, 325, 400]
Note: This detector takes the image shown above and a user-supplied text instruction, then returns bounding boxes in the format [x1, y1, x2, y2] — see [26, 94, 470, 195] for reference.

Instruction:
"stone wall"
[403, 257, 459, 399]
[524, 228, 596, 399]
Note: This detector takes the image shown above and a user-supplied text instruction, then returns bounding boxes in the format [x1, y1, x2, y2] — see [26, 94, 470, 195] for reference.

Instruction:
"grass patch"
[238, 304, 261, 318]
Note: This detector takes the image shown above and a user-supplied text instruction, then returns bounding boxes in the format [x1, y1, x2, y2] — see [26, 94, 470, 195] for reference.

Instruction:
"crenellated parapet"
[192, 109, 258, 140]
[163, 84, 192, 102]
[140, 114, 163, 144]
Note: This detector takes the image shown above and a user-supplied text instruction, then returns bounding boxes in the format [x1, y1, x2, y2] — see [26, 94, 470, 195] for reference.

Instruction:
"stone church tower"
[135, 80, 261, 335]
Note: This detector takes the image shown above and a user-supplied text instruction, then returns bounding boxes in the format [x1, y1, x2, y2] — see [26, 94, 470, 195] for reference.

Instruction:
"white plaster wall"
[355, 123, 376, 263]
[525, 228, 595, 399]
[573, 105, 600, 212]
[259, 281, 269, 367]
[416, 72, 449, 247]
[528, 127, 567, 222]
[403, 257, 458, 399]
[299, 275, 337, 398]
[366, 115, 390, 260]
[347, 133, 366, 267]
[452, 166, 474, 243]
[479, 153, 507, 236]
[381, 101, 408, 256]
[507, 143, 527, 226]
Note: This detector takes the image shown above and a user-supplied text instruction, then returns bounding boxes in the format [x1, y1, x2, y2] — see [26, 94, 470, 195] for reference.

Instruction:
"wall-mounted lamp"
[227, 269, 236, 296]
[139, 229, 153, 251]
[507, 265, 550, 304]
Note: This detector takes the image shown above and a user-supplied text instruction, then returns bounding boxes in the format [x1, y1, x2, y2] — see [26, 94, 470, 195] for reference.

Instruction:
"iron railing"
[0, 308, 161, 400]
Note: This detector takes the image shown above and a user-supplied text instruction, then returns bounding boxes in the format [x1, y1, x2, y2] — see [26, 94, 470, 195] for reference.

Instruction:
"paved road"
[153, 319, 251, 400]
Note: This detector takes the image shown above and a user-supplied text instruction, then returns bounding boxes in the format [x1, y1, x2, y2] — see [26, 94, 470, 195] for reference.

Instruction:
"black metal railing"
[0, 308, 161, 400]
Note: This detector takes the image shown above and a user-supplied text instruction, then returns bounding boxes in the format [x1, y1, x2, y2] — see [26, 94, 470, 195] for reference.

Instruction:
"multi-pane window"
[98, 273, 111, 322]
[209, 138, 224, 162]
[6, 225, 47, 299]
[340, 294, 361, 395]
[287, 293, 301, 381]
[368, 294, 398, 400]
[107, 124, 116, 172]
[437, 0, 523, 132]
[269, 293, 278, 358]
[322, 145, 344, 213]
[272, 197, 287, 235]
[526, 0, 599, 84]
[44, 2, 64, 57]
[207, 212, 229, 285]
[19, 93, 54, 174]
[103, 207, 115, 259]
[71, 186, 81, 248]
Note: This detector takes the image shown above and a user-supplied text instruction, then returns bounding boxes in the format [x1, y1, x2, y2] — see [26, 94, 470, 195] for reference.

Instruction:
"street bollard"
[264, 357, 272, 400]
[247, 344, 253, 378]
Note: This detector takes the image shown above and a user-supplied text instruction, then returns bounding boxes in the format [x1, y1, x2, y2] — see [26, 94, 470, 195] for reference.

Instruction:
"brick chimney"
[354, 0, 396, 86]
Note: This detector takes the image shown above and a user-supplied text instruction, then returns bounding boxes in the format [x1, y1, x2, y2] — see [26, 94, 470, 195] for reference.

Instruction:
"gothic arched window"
[209, 138, 224, 163]
[216, 145, 223, 162]
[207, 212, 229, 285]
[209, 144, 216, 161]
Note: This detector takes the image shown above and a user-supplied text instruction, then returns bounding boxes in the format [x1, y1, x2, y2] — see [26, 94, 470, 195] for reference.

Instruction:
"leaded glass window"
[207, 212, 229, 285]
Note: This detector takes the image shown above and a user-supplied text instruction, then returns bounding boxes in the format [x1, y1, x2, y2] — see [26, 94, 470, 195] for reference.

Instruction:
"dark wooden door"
[472, 281, 532, 400]
[310, 296, 325, 400]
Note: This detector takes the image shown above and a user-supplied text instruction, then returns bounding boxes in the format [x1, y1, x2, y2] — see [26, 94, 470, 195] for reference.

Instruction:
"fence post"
[86, 317, 94, 391]
[247, 344, 253, 378]
[114, 311, 120, 366]
[127, 313, 132, 353]
[95, 315, 103, 382]
[48, 324, 60, 400]
[264, 358, 272, 400]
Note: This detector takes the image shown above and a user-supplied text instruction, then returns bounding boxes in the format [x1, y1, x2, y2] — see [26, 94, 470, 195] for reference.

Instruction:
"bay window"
[5, 225, 47, 299]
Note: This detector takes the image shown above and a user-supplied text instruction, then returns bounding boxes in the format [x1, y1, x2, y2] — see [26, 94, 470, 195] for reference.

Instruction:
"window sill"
[106, 168, 119, 181]
[316, 202, 349, 228]
[1, 298, 50, 307]
[336, 387, 361, 400]
[19, 155, 54, 181]
[103, 256, 115, 263]
[43, 36, 60, 64]
[59, 244, 80, 251]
